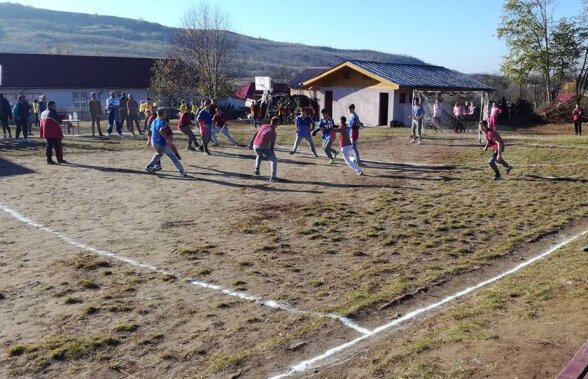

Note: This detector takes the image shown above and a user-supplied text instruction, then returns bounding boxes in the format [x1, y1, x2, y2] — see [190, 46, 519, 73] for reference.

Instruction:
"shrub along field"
[0, 122, 586, 378]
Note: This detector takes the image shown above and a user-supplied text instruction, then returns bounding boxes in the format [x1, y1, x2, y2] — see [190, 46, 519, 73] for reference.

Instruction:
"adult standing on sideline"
[13, 95, 29, 141]
[40, 101, 67, 164]
[411, 98, 424, 144]
[289, 107, 318, 157]
[432, 98, 443, 132]
[572, 103, 584, 136]
[37, 95, 47, 129]
[88, 92, 104, 136]
[119, 92, 129, 132]
[0, 94, 13, 138]
[105, 91, 122, 137]
[348, 104, 362, 164]
[127, 94, 142, 135]
[143, 98, 153, 132]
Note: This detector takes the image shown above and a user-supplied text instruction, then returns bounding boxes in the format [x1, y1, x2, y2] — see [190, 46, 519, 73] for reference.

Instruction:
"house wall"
[393, 89, 414, 126]
[315, 86, 395, 126]
[0, 88, 151, 120]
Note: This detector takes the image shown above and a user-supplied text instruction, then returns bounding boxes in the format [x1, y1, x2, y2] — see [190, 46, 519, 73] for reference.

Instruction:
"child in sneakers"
[146, 108, 186, 177]
[334, 116, 363, 175]
[479, 120, 513, 180]
[312, 108, 338, 163]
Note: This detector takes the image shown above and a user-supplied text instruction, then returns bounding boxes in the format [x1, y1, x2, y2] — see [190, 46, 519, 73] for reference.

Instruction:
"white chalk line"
[270, 229, 588, 378]
[0, 203, 369, 336]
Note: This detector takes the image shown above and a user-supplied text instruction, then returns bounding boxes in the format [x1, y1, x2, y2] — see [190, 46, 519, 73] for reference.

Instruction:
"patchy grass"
[363, 237, 588, 378]
[80, 279, 99, 290]
[178, 243, 217, 259]
[7, 334, 121, 365]
[112, 323, 139, 333]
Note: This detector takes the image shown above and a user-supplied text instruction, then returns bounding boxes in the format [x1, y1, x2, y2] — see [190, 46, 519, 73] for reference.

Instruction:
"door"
[379, 92, 389, 126]
[325, 90, 333, 117]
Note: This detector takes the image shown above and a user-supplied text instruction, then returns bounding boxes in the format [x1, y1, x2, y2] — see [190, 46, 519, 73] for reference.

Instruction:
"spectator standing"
[12, 95, 30, 141]
[40, 101, 67, 164]
[88, 92, 104, 136]
[572, 103, 584, 136]
[105, 91, 122, 137]
[127, 94, 142, 135]
[119, 92, 129, 132]
[0, 93, 13, 138]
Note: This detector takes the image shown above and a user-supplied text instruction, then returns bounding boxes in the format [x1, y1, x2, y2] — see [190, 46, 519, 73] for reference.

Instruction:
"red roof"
[0, 53, 156, 88]
[556, 92, 575, 102]
[234, 82, 290, 99]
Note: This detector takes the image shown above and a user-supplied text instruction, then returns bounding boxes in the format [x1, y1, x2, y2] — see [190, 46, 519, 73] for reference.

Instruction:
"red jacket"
[40, 109, 63, 139]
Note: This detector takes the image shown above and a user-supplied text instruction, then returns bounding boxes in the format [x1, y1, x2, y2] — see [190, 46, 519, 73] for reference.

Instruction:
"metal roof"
[345, 60, 493, 91]
[0, 53, 156, 89]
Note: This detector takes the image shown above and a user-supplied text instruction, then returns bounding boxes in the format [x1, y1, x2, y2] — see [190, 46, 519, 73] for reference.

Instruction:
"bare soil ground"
[0, 122, 586, 378]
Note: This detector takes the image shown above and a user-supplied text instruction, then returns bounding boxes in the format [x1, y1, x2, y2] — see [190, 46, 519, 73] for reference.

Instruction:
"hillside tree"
[497, 0, 555, 102]
[576, 0, 588, 96]
[169, 2, 237, 100]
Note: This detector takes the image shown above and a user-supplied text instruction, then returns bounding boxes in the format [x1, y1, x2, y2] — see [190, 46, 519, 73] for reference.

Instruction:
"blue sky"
[16, 0, 585, 74]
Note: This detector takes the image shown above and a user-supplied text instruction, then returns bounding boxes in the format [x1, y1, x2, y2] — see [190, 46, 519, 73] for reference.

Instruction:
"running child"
[488, 101, 501, 130]
[479, 120, 513, 180]
[290, 107, 318, 157]
[212, 108, 240, 146]
[311, 108, 338, 163]
[178, 108, 201, 151]
[252, 116, 279, 181]
[146, 108, 185, 176]
[197, 99, 213, 155]
[347, 104, 362, 164]
[334, 116, 363, 175]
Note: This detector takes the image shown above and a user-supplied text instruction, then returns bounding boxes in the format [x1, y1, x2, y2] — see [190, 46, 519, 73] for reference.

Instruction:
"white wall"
[316, 87, 395, 126]
[393, 90, 414, 126]
[0, 87, 151, 120]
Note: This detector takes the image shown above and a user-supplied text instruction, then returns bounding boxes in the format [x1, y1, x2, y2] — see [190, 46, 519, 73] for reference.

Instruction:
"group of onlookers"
[0, 93, 48, 141]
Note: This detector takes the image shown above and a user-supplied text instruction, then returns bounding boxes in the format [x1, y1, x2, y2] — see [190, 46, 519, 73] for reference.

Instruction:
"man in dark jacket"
[0, 93, 12, 138]
[12, 95, 30, 141]
[40, 101, 67, 164]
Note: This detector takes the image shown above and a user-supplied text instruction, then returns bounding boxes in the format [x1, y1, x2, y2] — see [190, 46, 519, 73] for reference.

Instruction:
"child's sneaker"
[329, 159, 335, 164]
[333, 150, 339, 160]
[494, 175, 503, 181]
[254, 169, 260, 176]
[152, 166, 162, 172]
[179, 171, 187, 177]
[145, 166, 155, 173]
[505, 166, 513, 175]
[417, 140, 422, 145]
[410, 138, 415, 143]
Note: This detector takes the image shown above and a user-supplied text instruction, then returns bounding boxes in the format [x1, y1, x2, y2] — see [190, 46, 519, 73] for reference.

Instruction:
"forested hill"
[0, 2, 424, 79]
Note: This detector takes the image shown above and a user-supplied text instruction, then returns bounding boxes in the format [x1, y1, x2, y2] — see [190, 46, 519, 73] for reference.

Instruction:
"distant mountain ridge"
[0, 2, 425, 80]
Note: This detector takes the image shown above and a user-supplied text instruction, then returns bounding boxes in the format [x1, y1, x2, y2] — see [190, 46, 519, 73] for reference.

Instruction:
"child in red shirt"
[479, 120, 513, 180]
[252, 116, 279, 181]
[334, 116, 363, 175]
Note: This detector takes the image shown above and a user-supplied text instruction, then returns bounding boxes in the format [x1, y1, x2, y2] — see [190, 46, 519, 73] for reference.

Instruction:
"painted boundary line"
[270, 229, 588, 378]
[0, 203, 369, 336]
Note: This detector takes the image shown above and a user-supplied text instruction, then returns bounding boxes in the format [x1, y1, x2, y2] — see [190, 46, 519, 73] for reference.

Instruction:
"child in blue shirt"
[289, 107, 318, 157]
[312, 108, 338, 164]
[146, 108, 186, 176]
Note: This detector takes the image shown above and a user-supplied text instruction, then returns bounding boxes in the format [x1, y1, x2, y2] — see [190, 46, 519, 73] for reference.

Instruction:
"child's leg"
[45, 139, 55, 162]
[417, 119, 423, 140]
[291, 135, 302, 153]
[222, 127, 238, 144]
[268, 150, 278, 179]
[305, 135, 318, 156]
[115, 119, 122, 135]
[411, 119, 417, 138]
[147, 144, 165, 168]
[351, 139, 361, 163]
[341, 145, 362, 174]
[254, 148, 266, 172]
[488, 151, 500, 176]
[163, 145, 184, 173]
[322, 139, 333, 159]
[211, 127, 220, 144]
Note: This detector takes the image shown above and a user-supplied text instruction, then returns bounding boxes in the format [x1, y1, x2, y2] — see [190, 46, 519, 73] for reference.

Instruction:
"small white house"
[299, 60, 493, 126]
[0, 53, 156, 120]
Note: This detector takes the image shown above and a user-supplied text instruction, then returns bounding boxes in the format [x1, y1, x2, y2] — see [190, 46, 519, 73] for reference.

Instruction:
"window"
[399, 93, 406, 104]
[408, 93, 413, 104]
[72, 92, 88, 110]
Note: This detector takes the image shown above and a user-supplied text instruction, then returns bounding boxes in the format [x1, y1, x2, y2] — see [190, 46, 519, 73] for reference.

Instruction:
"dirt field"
[0, 122, 586, 378]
